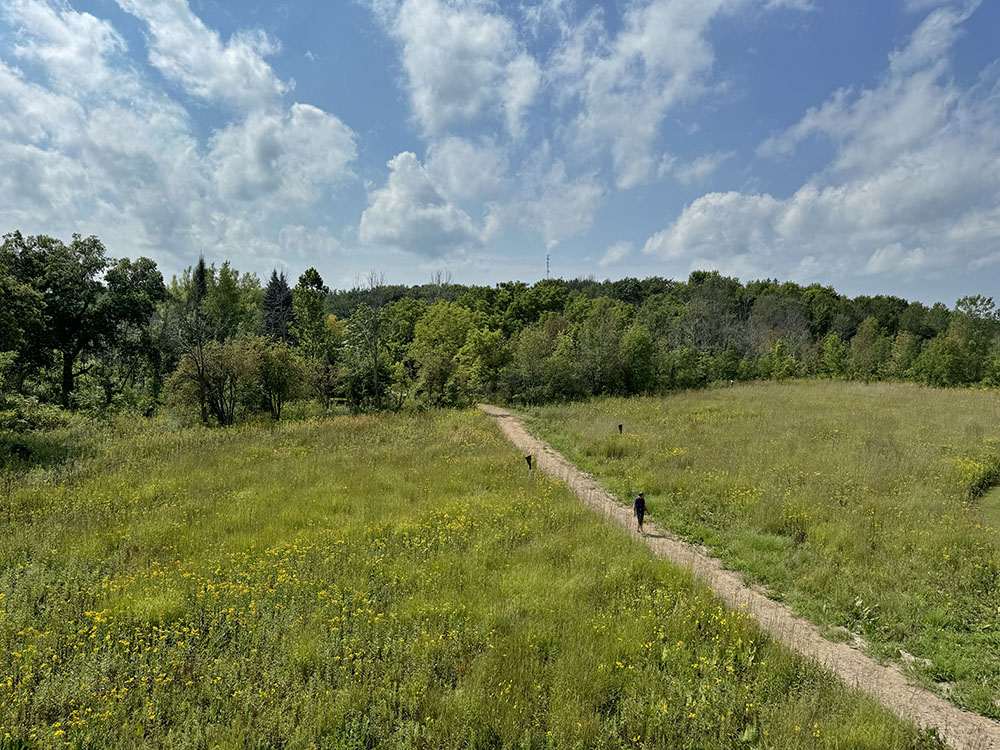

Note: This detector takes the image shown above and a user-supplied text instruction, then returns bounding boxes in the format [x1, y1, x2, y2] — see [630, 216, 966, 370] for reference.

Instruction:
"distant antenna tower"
[546, 253, 550, 279]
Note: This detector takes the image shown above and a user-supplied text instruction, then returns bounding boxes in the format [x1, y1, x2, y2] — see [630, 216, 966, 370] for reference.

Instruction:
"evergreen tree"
[193, 255, 208, 307]
[262, 270, 295, 343]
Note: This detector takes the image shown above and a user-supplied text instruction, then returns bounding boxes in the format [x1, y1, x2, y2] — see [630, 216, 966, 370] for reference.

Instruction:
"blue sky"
[1, 0, 998, 305]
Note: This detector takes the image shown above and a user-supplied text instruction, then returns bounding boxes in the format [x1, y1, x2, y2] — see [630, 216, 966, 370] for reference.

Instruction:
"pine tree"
[262, 270, 295, 343]
[193, 255, 208, 307]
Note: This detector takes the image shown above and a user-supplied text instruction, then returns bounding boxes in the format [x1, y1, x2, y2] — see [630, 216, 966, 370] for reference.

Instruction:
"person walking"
[633, 492, 646, 535]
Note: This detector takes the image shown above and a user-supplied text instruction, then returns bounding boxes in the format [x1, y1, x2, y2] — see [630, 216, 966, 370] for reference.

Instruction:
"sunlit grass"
[529, 380, 1000, 718]
[0, 409, 941, 748]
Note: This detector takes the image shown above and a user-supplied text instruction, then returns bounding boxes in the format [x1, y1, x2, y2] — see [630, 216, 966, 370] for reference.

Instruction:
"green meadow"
[0, 410, 940, 748]
[529, 381, 1000, 719]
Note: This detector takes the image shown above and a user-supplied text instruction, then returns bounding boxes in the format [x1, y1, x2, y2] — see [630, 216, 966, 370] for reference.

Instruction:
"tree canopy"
[4, 231, 1000, 424]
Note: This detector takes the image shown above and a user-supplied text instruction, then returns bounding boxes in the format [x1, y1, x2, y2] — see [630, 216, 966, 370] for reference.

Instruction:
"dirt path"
[480, 403, 1000, 750]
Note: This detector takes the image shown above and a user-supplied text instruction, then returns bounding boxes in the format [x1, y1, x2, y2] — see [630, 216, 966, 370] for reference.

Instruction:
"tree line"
[2, 231, 999, 427]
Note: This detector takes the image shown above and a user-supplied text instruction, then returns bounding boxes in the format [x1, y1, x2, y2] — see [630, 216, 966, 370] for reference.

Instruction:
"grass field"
[528, 381, 1000, 719]
[0, 409, 942, 748]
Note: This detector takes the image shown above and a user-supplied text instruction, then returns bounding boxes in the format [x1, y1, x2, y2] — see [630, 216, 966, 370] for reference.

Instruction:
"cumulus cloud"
[646, 5, 1000, 282]
[0, 1, 207, 258]
[278, 225, 342, 258]
[425, 136, 508, 202]
[115, 0, 288, 110]
[209, 104, 356, 204]
[0, 0, 357, 274]
[4, 0, 130, 94]
[376, 0, 540, 137]
[358, 151, 481, 255]
[485, 150, 605, 249]
[757, 5, 977, 171]
[644, 191, 782, 261]
[548, 1, 754, 190]
[862, 243, 931, 275]
[599, 241, 633, 268]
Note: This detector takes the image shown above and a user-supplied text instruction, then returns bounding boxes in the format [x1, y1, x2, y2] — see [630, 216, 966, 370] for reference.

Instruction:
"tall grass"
[529, 380, 1000, 718]
[0, 409, 940, 748]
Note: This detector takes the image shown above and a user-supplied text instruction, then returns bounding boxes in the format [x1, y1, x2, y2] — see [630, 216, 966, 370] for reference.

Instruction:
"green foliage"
[885, 331, 921, 380]
[290, 268, 333, 362]
[7, 224, 1000, 416]
[818, 333, 847, 377]
[170, 337, 253, 425]
[708, 345, 742, 382]
[3, 232, 110, 404]
[342, 304, 389, 412]
[0, 246, 42, 356]
[168, 336, 309, 424]
[573, 297, 633, 395]
[454, 326, 509, 398]
[507, 314, 581, 404]
[253, 337, 308, 419]
[0, 353, 66, 431]
[409, 301, 475, 406]
[912, 334, 971, 387]
[201, 261, 262, 340]
[762, 339, 799, 380]
[659, 345, 705, 390]
[983, 347, 1000, 387]
[621, 323, 656, 393]
[848, 317, 891, 381]
[262, 270, 295, 343]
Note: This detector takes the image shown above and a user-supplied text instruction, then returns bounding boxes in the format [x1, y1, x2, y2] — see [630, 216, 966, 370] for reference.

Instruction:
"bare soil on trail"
[480, 403, 1000, 750]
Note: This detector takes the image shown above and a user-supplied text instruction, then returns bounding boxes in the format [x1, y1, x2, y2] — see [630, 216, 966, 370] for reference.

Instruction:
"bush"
[0, 393, 67, 432]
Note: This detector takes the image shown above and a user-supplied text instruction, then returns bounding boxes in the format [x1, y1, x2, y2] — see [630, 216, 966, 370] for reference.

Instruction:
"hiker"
[633, 492, 646, 535]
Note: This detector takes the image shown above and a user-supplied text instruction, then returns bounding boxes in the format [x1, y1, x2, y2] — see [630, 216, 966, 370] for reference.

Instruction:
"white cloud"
[646, 6, 1000, 282]
[0, 4, 209, 261]
[115, 0, 287, 110]
[902, 0, 977, 13]
[209, 104, 356, 204]
[644, 191, 782, 261]
[599, 241, 633, 267]
[862, 243, 931, 275]
[4, 0, 130, 94]
[425, 135, 507, 201]
[548, 0, 785, 189]
[502, 52, 541, 138]
[358, 151, 481, 255]
[378, 0, 540, 136]
[486, 150, 605, 249]
[758, 6, 976, 172]
[0, 0, 358, 275]
[674, 150, 735, 185]
[763, 0, 816, 9]
[278, 225, 342, 258]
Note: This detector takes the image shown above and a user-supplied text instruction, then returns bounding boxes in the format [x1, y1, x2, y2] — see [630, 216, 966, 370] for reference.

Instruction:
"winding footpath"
[479, 404, 1000, 750]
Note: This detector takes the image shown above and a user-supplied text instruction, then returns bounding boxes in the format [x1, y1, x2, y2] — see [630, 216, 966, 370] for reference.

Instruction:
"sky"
[1, 0, 999, 305]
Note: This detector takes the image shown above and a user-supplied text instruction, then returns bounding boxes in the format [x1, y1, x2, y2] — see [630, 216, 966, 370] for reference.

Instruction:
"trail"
[479, 403, 1000, 750]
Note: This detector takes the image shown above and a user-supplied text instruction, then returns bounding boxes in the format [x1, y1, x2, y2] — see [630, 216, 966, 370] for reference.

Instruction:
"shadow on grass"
[0, 432, 76, 473]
